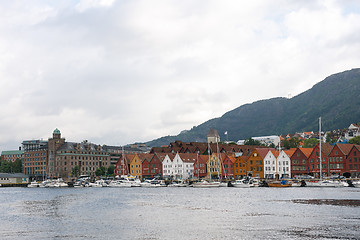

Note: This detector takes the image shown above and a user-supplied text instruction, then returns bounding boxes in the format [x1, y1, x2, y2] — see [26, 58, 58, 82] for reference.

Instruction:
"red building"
[291, 148, 313, 177]
[141, 155, 152, 179]
[327, 143, 353, 176]
[221, 153, 236, 179]
[346, 145, 360, 178]
[150, 153, 164, 178]
[308, 143, 332, 178]
[115, 154, 133, 176]
[194, 155, 208, 179]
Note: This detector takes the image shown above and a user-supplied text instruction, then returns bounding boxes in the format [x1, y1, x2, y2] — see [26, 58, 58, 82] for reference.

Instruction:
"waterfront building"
[234, 155, 248, 179]
[221, 154, 236, 179]
[0, 150, 24, 163]
[193, 154, 208, 179]
[150, 153, 164, 178]
[346, 145, 360, 178]
[115, 154, 133, 176]
[263, 150, 278, 179]
[278, 149, 294, 178]
[23, 149, 48, 180]
[246, 148, 270, 178]
[22, 140, 48, 180]
[207, 153, 223, 179]
[290, 148, 313, 177]
[327, 143, 353, 176]
[46, 129, 111, 180]
[178, 153, 196, 179]
[0, 173, 29, 185]
[308, 143, 332, 178]
[129, 154, 139, 178]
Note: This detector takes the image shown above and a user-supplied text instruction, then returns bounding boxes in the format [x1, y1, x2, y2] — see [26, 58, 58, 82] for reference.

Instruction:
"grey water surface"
[0, 187, 359, 240]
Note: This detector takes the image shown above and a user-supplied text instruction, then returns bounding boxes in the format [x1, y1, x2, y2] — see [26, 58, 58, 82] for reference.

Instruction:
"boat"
[352, 180, 360, 188]
[305, 180, 344, 187]
[167, 180, 188, 187]
[232, 178, 256, 188]
[192, 180, 221, 188]
[140, 179, 167, 188]
[27, 180, 41, 188]
[108, 179, 132, 188]
[87, 180, 107, 187]
[53, 178, 68, 187]
[268, 180, 292, 187]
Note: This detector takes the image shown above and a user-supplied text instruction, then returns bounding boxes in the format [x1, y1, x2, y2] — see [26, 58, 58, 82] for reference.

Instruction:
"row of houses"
[115, 142, 360, 180]
[1, 126, 360, 181]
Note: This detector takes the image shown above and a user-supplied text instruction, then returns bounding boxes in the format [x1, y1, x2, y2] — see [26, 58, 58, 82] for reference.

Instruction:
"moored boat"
[268, 180, 292, 187]
[192, 180, 220, 188]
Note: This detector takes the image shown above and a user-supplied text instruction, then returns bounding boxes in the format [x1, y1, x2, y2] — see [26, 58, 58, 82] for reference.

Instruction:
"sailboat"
[306, 117, 343, 187]
[193, 143, 221, 188]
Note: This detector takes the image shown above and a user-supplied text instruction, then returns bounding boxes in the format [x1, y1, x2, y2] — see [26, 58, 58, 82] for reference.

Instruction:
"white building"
[162, 153, 196, 180]
[263, 150, 278, 179]
[263, 150, 293, 179]
[277, 150, 292, 178]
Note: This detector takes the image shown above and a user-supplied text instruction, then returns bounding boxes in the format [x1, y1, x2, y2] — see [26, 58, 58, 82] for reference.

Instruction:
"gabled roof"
[255, 148, 273, 159]
[284, 148, 296, 158]
[178, 153, 197, 163]
[269, 150, 280, 158]
[335, 143, 354, 156]
[298, 148, 313, 158]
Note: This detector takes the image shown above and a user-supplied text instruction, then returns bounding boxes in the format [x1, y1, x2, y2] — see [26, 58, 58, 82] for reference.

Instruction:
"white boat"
[140, 179, 167, 188]
[192, 180, 220, 188]
[53, 178, 68, 187]
[353, 181, 360, 188]
[27, 181, 41, 188]
[232, 179, 255, 188]
[306, 180, 344, 187]
[168, 181, 188, 187]
[108, 179, 132, 188]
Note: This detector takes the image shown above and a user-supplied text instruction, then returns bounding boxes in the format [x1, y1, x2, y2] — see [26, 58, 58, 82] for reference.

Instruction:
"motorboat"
[27, 181, 41, 188]
[305, 180, 344, 187]
[108, 179, 132, 188]
[140, 179, 167, 188]
[53, 178, 68, 187]
[192, 180, 220, 188]
[232, 178, 256, 188]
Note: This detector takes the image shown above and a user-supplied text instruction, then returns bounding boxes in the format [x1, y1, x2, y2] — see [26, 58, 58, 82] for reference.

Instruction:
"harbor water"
[0, 187, 359, 240]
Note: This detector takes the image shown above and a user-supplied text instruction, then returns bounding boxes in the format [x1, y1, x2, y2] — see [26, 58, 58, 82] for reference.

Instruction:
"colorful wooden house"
[308, 143, 332, 178]
[194, 155, 208, 179]
[234, 155, 248, 179]
[346, 145, 360, 178]
[327, 143, 353, 176]
[291, 147, 313, 177]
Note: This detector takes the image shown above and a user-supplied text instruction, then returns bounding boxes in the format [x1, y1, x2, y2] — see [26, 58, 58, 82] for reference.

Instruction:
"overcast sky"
[1, 0, 360, 150]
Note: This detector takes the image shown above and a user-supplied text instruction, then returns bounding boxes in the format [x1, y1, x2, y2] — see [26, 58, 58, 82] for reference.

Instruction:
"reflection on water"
[0, 187, 359, 239]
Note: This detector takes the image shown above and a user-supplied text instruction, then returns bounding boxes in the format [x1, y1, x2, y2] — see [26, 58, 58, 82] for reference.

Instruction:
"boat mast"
[319, 117, 322, 180]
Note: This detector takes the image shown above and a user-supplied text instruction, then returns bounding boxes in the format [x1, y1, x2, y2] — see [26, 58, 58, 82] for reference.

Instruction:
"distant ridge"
[146, 68, 360, 147]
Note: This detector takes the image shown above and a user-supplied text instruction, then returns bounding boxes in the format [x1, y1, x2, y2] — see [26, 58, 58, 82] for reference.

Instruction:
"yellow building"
[129, 154, 142, 179]
[207, 153, 223, 178]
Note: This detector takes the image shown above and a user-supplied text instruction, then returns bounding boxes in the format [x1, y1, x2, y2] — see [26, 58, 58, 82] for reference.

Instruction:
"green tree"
[349, 136, 360, 145]
[282, 137, 302, 149]
[95, 166, 106, 176]
[0, 161, 11, 173]
[303, 138, 319, 148]
[72, 165, 80, 177]
[12, 159, 22, 173]
[107, 165, 115, 175]
[326, 132, 337, 144]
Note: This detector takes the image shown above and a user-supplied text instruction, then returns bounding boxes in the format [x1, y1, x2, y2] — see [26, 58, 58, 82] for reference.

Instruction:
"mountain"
[146, 68, 360, 147]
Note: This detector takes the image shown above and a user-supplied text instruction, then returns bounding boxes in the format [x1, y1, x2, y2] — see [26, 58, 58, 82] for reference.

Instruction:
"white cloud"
[0, 0, 360, 150]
